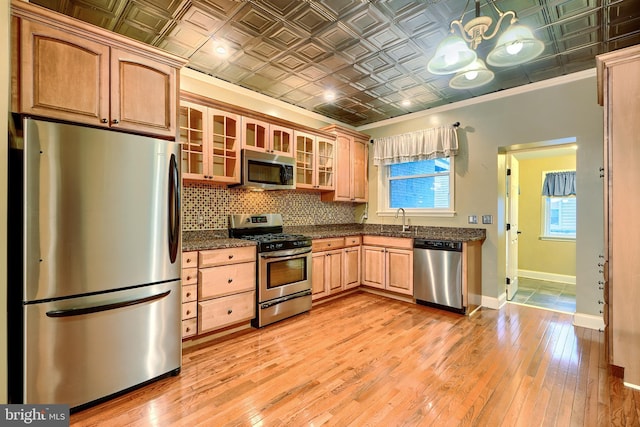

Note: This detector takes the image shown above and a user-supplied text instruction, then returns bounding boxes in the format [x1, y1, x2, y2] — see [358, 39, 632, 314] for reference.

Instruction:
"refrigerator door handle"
[45, 290, 171, 318]
[168, 153, 180, 264]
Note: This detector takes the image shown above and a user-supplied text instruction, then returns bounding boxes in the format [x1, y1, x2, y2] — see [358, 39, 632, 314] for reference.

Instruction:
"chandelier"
[427, 0, 544, 90]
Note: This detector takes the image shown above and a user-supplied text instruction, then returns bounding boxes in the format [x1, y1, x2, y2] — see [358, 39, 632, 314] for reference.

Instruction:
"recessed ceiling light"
[401, 100, 411, 107]
[324, 91, 336, 102]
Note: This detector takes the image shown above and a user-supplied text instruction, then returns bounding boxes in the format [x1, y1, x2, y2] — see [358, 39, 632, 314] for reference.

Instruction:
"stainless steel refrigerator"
[8, 115, 182, 410]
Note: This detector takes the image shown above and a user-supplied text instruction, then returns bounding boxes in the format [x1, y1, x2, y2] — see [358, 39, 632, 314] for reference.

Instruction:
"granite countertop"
[182, 230, 257, 252]
[183, 224, 486, 252]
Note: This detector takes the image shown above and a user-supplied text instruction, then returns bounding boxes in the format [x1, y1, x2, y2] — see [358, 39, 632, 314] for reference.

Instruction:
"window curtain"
[542, 171, 576, 196]
[373, 125, 458, 166]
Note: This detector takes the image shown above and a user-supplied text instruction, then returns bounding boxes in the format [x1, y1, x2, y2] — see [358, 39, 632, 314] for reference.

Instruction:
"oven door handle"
[260, 247, 312, 258]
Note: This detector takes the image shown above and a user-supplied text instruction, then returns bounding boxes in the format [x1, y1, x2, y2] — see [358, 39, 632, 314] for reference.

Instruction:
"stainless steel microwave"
[238, 149, 296, 190]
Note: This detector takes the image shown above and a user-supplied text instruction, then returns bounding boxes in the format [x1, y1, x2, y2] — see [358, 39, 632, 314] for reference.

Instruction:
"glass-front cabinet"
[242, 117, 293, 157]
[179, 101, 240, 183]
[294, 130, 335, 191]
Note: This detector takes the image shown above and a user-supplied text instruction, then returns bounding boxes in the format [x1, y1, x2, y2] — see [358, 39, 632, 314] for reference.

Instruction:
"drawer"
[344, 235, 362, 247]
[182, 318, 197, 338]
[182, 267, 197, 285]
[362, 235, 413, 250]
[198, 291, 255, 333]
[182, 284, 197, 303]
[199, 246, 256, 268]
[199, 262, 255, 300]
[182, 301, 197, 320]
[312, 237, 344, 252]
[183, 251, 197, 268]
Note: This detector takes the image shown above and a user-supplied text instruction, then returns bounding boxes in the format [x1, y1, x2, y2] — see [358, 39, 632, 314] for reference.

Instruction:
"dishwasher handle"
[414, 239, 462, 252]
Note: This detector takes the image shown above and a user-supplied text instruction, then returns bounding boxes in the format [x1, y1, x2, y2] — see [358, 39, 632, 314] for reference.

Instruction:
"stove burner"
[228, 214, 312, 252]
[240, 233, 312, 252]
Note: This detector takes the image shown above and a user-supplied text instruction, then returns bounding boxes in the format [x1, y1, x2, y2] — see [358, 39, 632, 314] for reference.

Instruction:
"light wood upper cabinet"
[179, 101, 240, 184]
[11, 0, 185, 138]
[321, 125, 369, 202]
[295, 130, 335, 191]
[242, 117, 293, 157]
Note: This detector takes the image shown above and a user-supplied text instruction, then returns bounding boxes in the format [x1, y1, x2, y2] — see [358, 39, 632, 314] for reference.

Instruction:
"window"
[543, 196, 576, 238]
[379, 157, 454, 215]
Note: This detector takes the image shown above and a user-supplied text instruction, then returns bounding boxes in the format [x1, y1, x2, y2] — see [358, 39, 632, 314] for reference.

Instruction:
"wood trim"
[10, 15, 20, 112]
[181, 90, 336, 139]
[596, 44, 640, 106]
[321, 124, 370, 141]
[10, 0, 187, 69]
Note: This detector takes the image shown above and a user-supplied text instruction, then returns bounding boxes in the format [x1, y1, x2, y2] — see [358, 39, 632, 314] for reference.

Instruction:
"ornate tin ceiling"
[29, 0, 640, 126]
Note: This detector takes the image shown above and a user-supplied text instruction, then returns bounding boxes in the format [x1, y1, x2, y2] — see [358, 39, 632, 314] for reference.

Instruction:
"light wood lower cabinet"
[197, 246, 256, 334]
[181, 252, 198, 339]
[361, 236, 413, 296]
[311, 236, 361, 301]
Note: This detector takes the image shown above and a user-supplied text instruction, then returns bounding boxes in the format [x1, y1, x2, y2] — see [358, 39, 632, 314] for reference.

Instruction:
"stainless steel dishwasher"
[413, 239, 464, 314]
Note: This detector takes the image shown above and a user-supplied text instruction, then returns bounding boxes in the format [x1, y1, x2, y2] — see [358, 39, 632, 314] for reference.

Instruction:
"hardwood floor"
[70, 292, 640, 426]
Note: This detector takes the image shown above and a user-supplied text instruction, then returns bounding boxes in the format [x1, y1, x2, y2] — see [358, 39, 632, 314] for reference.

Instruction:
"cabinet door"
[20, 20, 110, 126]
[352, 138, 368, 202]
[361, 246, 385, 289]
[312, 252, 327, 300]
[316, 136, 335, 191]
[242, 117, 268, 152]
[207, 108, 241, 183]
[343, 246, 361, 290]
[334, 135, 352, 201]
[326, 250, 343, 294]
[270, 124, 294, 157]
[386, 248, 413, 296]
[111, 48, 177, 137]
[179, 101, 207, 180]
[295, 131, 315, 189]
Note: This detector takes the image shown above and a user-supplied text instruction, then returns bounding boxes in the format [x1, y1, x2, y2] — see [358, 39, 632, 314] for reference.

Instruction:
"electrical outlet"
[468, 215, 477, 224]
[482, 215, 493, 224]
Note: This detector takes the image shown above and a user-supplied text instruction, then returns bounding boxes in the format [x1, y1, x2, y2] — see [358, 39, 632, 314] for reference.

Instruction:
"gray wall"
[360, 73, 604, 318]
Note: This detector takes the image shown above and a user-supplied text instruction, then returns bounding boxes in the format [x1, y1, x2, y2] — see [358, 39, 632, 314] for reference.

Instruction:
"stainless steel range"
[229, 214, 312, 328]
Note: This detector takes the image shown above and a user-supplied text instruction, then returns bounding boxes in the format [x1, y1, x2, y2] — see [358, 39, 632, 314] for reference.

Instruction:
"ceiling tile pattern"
[29, 0, 640, 126]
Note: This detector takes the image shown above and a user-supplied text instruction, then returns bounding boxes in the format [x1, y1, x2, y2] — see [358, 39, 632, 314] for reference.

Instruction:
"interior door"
[506, 154, 520, 300]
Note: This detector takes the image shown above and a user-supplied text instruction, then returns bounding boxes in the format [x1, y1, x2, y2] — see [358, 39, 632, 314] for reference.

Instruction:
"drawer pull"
[186, 310, 191, 315]
[228, 254, 234, 259]
[186, 292, 191, 298]
[185, 327, 191, 332]
[228, 278, 233, 283]
[186, 276, 192, 280]
[227, 309, 233, 315]
[186, 258, 191, 263]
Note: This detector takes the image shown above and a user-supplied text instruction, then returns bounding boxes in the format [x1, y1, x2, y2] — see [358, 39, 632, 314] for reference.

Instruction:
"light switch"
[468, 215, 477, 224]
[482, 215, 493, 224]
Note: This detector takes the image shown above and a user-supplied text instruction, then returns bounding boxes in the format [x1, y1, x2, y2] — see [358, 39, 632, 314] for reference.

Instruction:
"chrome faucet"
[395, 207, 409, 232]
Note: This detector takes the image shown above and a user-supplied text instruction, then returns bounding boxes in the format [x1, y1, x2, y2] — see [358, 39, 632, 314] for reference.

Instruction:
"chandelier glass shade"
[449, 59, 494, 89]
[427, 0, 544, 89]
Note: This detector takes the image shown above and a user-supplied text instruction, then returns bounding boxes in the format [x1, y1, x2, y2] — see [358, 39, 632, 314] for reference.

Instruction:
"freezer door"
[23, 118, 181, 301]
[23, 281, 181, 408]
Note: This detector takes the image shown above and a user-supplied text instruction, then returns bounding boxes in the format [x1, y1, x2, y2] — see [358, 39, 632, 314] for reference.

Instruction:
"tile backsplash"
[183, 182, 358, 230]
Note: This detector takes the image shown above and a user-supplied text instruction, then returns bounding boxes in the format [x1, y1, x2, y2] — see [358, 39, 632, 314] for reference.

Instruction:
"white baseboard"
[572, 312, 605, 330]
[482, 292, 506, 310]
[518, 269, 576, 285]
[624, 381, 640, 391]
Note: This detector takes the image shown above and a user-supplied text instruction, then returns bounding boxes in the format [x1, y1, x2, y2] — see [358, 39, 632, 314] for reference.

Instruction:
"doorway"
[503, 142, 577, 313]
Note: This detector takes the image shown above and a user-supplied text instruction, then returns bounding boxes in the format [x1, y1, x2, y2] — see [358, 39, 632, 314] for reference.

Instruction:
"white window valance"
[373, 125, 459, 166]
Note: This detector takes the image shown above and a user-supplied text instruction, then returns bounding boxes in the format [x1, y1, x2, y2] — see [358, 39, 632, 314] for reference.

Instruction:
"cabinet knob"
[186, 258, 191, 263]
[227, 309, 233, 315]
[598, 300, 604, 305]
[229, 254, 234, 259]
[186, 276, 191, 280]
[186, 310, 191, 315]
[185, 327, 191, 332]
[101, 118, 108, 123]
[228, 278, 233, 283]
[112, 119, 120, 124]
[186, 292, 191, 298]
